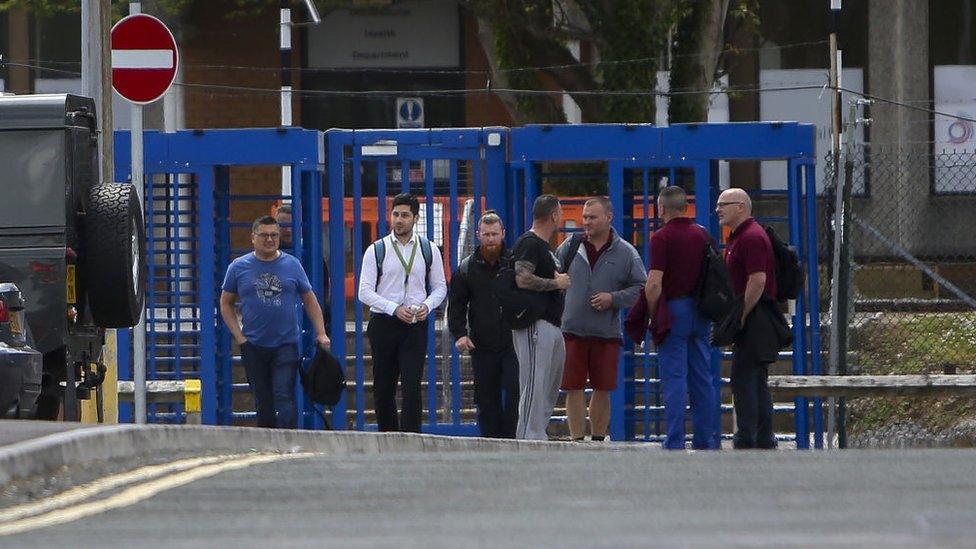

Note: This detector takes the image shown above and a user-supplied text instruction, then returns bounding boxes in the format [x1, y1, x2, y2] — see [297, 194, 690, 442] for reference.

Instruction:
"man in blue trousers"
[644, 186, 718, 450]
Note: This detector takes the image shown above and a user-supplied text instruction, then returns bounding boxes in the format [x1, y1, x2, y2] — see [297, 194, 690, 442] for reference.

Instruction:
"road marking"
[0, 452, 315, 536]
[0, 455, 234, 523]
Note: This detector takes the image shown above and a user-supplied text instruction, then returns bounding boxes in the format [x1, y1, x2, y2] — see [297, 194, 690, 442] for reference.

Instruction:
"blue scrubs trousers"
[658, 297, 718, 450]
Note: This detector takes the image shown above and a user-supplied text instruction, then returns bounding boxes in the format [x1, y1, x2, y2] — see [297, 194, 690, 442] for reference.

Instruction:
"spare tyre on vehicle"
[84, 183, 146, 328]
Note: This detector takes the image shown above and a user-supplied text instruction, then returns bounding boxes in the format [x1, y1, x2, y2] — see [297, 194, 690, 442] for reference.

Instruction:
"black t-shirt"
[512, 231, 564, 327]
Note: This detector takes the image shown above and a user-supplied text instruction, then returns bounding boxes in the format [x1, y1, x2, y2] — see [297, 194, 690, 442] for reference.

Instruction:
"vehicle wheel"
[85, 183, 146, 328]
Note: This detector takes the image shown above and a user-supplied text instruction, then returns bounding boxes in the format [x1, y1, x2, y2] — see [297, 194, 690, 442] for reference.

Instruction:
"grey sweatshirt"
[557, 231, 647, 339]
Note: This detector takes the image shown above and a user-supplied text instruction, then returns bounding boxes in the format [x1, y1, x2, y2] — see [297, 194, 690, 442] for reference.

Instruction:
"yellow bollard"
[80, 330, 119, 424]
[184, 378, 202, 424]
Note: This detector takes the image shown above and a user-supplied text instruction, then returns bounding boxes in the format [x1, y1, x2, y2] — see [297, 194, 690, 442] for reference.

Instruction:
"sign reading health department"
[111, 14, 179, 104]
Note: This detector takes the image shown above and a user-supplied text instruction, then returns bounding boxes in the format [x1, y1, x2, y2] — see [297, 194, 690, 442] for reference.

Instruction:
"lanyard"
[390, 235, 418, 294]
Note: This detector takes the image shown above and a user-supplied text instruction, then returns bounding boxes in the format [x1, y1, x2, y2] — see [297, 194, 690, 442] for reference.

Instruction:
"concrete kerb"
[0, 425, 655, 485]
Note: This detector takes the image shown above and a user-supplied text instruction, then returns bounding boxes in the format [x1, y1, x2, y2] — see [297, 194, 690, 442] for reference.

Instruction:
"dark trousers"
[241, 342, 300, 429]
[730, 346, 776, 449]
[472, 347, 519, 439]
[366, 314, 428, 433]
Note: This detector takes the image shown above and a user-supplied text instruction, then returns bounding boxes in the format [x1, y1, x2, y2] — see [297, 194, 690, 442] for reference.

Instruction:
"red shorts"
[561, 336, 621, 391]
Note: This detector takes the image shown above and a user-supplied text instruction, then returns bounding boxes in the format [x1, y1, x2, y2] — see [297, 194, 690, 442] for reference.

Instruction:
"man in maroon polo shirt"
[716, 187, 779, 449]
[644, 186, 718, 450]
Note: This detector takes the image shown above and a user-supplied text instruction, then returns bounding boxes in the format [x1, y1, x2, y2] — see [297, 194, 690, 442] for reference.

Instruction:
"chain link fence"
[823, 144, 976, 444]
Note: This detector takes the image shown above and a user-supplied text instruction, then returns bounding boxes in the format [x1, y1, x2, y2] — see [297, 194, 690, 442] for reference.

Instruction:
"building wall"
[177, 1, 306, 229]
[180, 1, 302, 130]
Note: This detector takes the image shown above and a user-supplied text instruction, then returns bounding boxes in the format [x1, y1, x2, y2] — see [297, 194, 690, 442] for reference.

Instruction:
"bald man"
[716, 188, 778, 449]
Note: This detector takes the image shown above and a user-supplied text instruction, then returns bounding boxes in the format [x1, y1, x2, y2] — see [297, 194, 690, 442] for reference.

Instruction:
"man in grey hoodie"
[558, 197, 647, 441]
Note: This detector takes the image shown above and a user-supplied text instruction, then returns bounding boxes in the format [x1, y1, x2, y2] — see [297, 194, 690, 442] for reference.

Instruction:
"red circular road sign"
[111, 14, 179, 104]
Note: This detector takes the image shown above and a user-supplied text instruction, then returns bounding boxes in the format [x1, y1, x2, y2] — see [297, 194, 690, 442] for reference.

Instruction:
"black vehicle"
[0, 283, 42, 418]
[0, 94, 146, 420]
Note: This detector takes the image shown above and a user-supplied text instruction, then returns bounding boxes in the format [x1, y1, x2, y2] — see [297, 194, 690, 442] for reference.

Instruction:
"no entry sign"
[111, 14, 179, 104]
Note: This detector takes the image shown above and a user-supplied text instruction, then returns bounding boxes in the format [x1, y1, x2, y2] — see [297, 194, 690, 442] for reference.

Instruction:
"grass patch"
[846, 312, 976, 441]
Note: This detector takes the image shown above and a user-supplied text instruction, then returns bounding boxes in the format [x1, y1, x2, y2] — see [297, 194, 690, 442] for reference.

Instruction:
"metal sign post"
[113, 3, 179, 423]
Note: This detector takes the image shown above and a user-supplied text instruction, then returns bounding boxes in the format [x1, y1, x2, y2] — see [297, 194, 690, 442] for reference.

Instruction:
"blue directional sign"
[396, 97, 424, 129]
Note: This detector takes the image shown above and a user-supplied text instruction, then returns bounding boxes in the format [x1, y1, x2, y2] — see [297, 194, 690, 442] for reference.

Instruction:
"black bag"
[763, 225, 804, 302]
[694, 236, 734, 323]
[496, 233, 582, 330]
[299, 346, 346, 407]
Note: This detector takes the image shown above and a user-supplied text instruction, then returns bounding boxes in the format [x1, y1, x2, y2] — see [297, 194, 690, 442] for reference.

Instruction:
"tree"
[467, 0, 669, 124]
[468, 0, 758, 125]
[3, 0, 757, 124]
[667, 0, 731, 123]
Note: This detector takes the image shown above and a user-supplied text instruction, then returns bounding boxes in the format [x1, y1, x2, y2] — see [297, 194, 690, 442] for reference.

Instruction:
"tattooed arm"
[515, 260, 559, 291]
[515, 260, 569, 292]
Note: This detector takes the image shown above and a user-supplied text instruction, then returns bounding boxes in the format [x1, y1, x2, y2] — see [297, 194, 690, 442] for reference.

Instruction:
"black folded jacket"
[712, 298, 792, 361]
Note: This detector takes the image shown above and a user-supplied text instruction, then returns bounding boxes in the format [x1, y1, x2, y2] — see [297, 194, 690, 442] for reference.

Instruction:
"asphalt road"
[4, 447, 976, 548]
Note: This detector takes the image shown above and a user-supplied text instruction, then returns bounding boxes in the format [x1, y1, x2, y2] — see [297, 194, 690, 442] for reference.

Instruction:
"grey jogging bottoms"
[512, 320, 566, 440]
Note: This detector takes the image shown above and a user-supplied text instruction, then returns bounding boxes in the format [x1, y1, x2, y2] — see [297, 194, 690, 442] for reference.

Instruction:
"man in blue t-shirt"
[220, 215, 330, 428]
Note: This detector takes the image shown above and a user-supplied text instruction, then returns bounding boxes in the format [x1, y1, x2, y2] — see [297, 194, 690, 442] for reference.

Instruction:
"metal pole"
[81, 0, 113, 180]
[280, 1, 292, 198]
[130, 0, 147, 425]
[838, 153, 853, 449]
[83, 0, 114, 423]
[826, 0, 843, 449]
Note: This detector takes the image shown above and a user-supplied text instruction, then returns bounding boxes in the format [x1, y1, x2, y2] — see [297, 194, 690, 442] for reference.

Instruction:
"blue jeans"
[241, 342, 300, 429]
[658, 298, 718, 450]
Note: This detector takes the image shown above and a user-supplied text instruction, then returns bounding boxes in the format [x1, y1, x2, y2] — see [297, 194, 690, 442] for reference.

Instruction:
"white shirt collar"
[388, 232, 416, 248]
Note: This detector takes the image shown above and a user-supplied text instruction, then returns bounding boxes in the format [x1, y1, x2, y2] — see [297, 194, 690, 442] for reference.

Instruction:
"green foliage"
[470, 0, 755, 125]
[668, 0, 759, 123]
[0, 1, 343, 20]
[847, 312, 976, 441]
[474, 0, 669, 124]
[485, 0, 568, 123]
[578, 0, 669, 123]
[0, 0, 193, 18]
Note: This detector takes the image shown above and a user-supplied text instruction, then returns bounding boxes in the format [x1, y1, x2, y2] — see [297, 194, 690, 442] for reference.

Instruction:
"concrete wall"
[864, 0, 976, 261]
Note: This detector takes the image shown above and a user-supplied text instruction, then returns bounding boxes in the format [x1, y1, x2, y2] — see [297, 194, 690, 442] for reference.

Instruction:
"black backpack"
[693, 230, 734, 323]
[299, 346, 346, 407]
[496, 233, 582, 330]
[764, 225, 804, 302]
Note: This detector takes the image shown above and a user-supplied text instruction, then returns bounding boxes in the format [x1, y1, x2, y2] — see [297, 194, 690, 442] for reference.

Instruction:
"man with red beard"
[448, 210, 519, 438]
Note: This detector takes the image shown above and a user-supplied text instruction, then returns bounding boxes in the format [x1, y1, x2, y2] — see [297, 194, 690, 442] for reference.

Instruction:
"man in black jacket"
[448, 210, 519, 438]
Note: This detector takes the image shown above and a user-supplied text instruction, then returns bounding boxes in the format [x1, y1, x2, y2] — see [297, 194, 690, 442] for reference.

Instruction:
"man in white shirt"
[358, 193, 448, 432]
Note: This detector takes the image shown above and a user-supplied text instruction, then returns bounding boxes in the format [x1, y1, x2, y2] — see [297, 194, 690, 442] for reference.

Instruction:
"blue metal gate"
[325, 128, 508, 434]
[114, 128, 325, 426]
[117, 122, 823, 449]
[507, 123, 822, 448]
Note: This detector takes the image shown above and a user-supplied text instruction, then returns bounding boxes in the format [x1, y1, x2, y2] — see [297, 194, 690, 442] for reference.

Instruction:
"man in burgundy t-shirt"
[645, 186, 718, 450]
[717, 187, 778, 449]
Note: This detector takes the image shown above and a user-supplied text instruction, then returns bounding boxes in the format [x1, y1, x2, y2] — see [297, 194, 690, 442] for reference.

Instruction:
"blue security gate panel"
[325, 128, 508, 435]
[116, 122, 822, 449]
[508, 123, 820, 448]
[115, 128, 325, 427]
